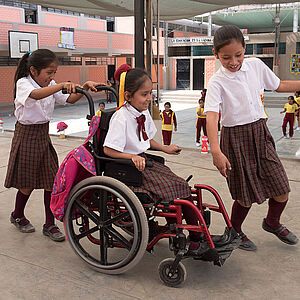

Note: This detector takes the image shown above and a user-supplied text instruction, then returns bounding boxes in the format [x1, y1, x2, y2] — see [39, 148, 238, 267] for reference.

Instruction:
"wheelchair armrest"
[92, 151, 153, 167]
[145, 152, 165, 165]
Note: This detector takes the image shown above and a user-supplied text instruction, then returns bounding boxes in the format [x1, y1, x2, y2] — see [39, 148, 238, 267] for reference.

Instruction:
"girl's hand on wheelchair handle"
[131, 155, 146, 171]
[83, 81, 106, 92]
[61, 82, 82, 94]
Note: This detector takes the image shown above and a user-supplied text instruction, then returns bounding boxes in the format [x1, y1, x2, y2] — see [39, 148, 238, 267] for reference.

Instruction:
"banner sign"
[291, 54, 300, 74]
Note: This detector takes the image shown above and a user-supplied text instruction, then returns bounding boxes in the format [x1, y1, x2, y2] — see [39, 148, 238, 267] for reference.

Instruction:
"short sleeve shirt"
[103, 103, 157, 154]
[284, 103, 298, 113]
[204, 57, 280, 127]
[14, 75, 69, 125]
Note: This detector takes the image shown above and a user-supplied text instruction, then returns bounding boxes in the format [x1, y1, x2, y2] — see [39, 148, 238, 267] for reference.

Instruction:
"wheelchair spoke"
[104, 226, 132, 250]
[75, 225, 98, 241]
[75, 200, 99, 225]
[104, 211, 130, 227]
[99, 228, 108, 265]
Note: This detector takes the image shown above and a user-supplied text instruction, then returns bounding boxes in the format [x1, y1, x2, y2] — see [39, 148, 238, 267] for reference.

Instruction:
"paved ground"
[0, 98, 300, 299]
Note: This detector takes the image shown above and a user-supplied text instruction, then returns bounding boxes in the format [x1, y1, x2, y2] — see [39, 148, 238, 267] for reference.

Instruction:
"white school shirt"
[103, 103, 157, 154]
[14, 75, 69, 125]
[204, 57, 280, 127]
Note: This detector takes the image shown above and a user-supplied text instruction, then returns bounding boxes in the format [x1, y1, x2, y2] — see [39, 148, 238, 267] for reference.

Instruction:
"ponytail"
[14, 52, 30, 97]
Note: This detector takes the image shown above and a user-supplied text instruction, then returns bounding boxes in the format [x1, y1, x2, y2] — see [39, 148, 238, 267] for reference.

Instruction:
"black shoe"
[238, 232, 257, 251]
[10, 213, 35, 233]
[262, 219, 298, 245]
[43, 225, 65, 242]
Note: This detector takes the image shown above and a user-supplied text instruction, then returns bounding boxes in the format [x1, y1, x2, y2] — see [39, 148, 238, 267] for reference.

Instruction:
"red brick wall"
[86, 19, 105, 31]
[45, 14, 78, 28]
[0, 67, 15, 103]
[204, 58, 215, 88]
[0, 22, 14, 45]
[55, 66, 81, 84]
[88, 66, 107, 83]
[0, 7, 22, 23]
[75, 30, 108, 48]
[111, 33, 134, 50]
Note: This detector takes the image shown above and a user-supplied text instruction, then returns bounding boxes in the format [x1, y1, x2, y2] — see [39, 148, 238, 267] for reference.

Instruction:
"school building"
[167, 4, 300, 90]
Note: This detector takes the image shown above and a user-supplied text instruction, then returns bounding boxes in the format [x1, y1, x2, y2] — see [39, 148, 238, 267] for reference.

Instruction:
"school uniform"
[5, 75, 69, 190]
[282, 102, 298, 137]
[96, 110, 102, 117]
[104, 102, 190, 203]
[160, 109, 177, 145]
[204, 57, 290, 206]
[196, 106, 207, 143]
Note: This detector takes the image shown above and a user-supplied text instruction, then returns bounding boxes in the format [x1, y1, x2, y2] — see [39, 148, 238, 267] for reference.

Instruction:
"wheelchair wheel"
[65, 176, 149, 275]
[158, 258, 186, 287]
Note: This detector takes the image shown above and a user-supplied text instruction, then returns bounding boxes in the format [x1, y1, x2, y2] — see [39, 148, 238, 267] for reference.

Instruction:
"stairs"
[158, 90, 290, 109]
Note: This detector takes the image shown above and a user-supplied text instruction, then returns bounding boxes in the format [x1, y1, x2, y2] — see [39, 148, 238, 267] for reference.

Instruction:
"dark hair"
[296, 91, 300, 96]
[288, 95, 297, 104]
[164, 102, 171, 107]
[199, 98, 204, 103]
[124, 68, 151, 97]
[14, 49, 58, 97]
[99, 101, 105, 106]
[202, 88, 207, 93]
[213, 25, 245, 54]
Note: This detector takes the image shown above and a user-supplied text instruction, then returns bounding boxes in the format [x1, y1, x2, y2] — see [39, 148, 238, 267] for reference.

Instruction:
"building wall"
[204, 58, 215, 88]
[44, 14, 78, 28]
[0, 6, 23, 23]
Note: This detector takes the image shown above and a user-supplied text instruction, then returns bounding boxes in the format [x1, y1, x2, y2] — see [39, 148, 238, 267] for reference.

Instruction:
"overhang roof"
[200, 6, 300, 29]
[23, 1, 295, 21]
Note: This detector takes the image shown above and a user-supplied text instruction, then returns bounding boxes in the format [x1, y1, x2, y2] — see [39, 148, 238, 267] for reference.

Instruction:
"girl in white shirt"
[5, 49, 98, 242]
[104, 68, 202, 248]
[205, 25, 298, 251]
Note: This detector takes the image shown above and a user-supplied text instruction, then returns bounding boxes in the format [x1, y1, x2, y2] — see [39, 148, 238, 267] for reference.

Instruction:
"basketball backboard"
[8, 31, 38, 58]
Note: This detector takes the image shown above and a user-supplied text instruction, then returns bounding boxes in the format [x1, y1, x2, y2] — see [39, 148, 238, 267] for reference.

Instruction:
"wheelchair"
[62, 86, 240, 287]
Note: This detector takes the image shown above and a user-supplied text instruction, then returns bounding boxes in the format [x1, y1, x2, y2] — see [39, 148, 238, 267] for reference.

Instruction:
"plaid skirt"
[130, 158, 191, 203]
[221, 119, 290, 206]
[4, 122, 58, 190]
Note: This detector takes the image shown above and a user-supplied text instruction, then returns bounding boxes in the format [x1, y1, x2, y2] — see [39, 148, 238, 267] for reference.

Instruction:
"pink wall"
[0, 22, 13, 44]
[204, 58, 215, 88]
[0, 67, 15, 103]
[45, 14, 78, 28]
[18, 24, 60, 46]
[88, 66, 106, 83]
[86, 19, 105, 31]
[75, 30, 108, 48]
[0, 7, 22, 23]
[111, 33, 134, 50]
[55, 66, 81, 84]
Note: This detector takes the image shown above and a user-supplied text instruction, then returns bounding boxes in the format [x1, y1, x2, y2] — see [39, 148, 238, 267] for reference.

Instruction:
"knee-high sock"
[44, 190, 55, 228]
[230, 200, 251, 233]
[265, 198, 287, 229]
[13, 190, 31, 219]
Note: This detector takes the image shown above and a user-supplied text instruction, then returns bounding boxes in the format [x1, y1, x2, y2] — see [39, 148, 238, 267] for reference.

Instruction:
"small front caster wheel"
[158, 258, 186, 287]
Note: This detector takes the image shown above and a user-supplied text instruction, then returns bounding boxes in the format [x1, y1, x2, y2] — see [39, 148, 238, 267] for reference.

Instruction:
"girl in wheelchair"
[103, 68, 202, 250]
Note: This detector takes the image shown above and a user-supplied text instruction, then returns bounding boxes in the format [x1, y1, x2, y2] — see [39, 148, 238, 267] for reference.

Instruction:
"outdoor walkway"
[0, 96, 299, 299]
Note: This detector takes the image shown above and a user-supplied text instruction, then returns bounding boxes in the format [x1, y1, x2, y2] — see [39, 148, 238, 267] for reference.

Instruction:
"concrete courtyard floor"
[0, 100, 300, 299]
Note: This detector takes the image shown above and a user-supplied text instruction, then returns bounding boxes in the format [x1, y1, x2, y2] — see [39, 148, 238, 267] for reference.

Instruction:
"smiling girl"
[5, 49, 98, 241]
[204, 25, 299, 251]
[104, 68, 204, 249]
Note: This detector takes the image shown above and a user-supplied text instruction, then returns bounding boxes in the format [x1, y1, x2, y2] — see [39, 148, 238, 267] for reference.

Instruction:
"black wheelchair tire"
[65, 176, 149, 275]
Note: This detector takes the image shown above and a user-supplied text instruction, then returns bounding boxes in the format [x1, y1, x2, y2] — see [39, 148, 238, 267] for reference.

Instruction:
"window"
[126, 57, 132, 66]
[106, 17, 115, 32]
[193, 45, 213, 56]
[245, 44, 253, 55]
[0, 56, 19, 66]
[0, 0, 36, 9]
[168, 46, 191, 57]
[41, 6, 80, 16]
[85, 57, 115, 66]
[58, 56, 82, 65]
[296, 42, 300, 54]
[279, 42, 286, 55]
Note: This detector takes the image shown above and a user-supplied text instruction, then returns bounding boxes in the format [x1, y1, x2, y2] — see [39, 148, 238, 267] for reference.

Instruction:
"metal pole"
[134, 0, 145, 69]
[293, 3, 298, 33]
[156, 0, 160, 100]
[145, 0, 152, 74]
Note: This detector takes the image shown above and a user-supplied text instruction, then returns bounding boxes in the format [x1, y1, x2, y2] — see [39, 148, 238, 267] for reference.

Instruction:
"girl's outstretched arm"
[149, 139, 182, 155]
[206, 111, 231, 178]
[276, 81, 300, 93]
[30, 82, 79, 100]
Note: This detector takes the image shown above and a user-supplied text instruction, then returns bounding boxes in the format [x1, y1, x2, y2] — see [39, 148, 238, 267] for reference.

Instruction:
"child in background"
[294, 91, 300, 130]
[205, 25, 298, 252]
[4, 49, 98, 242]
[160, 102, 177, 145]
[104, 68, 203, 250]
[96, 101, 105, 117]
[195, 98, 207, 147]
[280, 96, 298, 139]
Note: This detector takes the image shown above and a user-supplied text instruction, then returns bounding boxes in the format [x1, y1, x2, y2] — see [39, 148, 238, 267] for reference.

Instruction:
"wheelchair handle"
[95, 85, 118, 105]
[62, 87, 95, 117]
